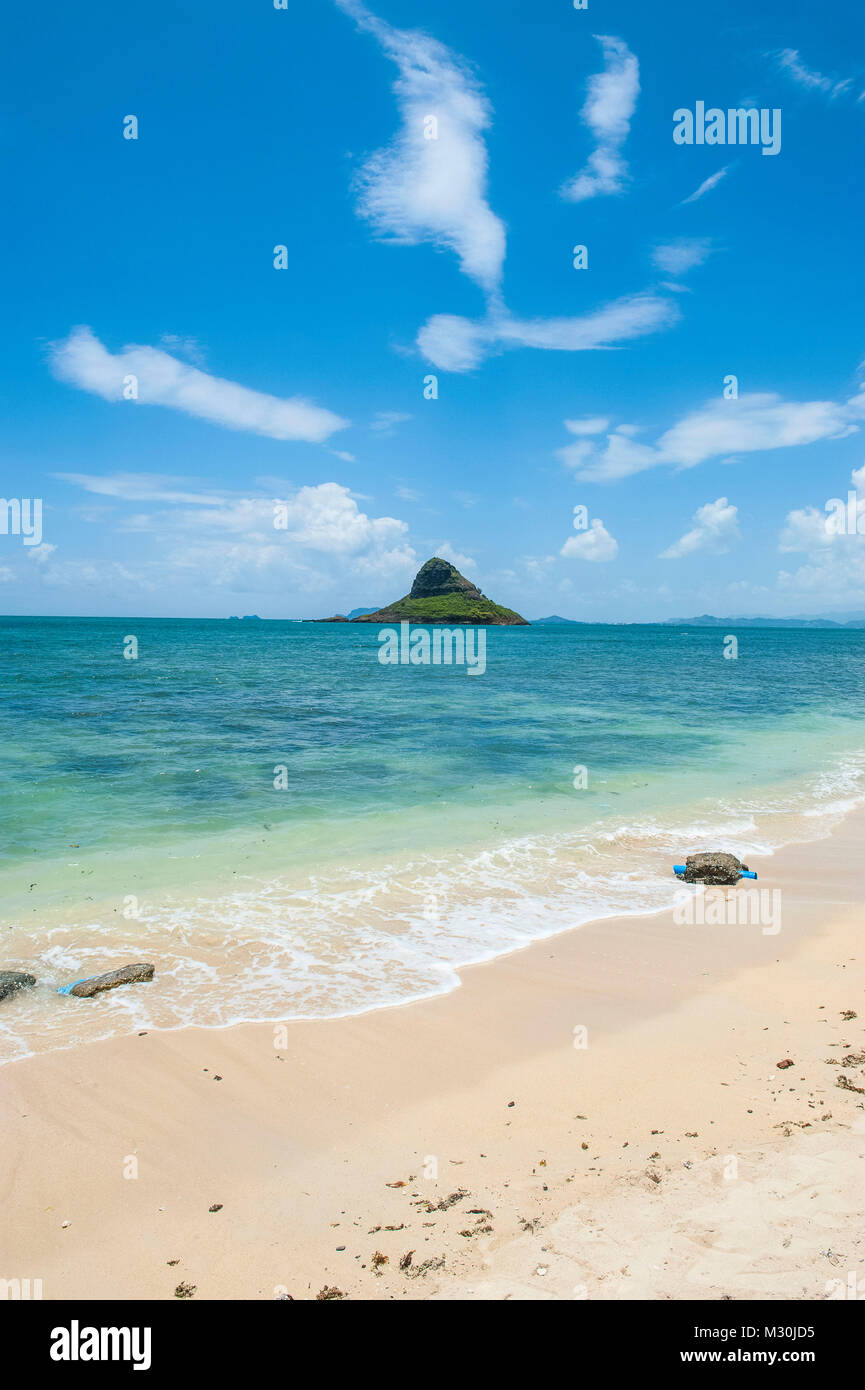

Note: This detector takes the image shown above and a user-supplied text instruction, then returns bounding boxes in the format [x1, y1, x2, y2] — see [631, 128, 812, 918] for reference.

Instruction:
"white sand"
[1, 813, 863, 1300]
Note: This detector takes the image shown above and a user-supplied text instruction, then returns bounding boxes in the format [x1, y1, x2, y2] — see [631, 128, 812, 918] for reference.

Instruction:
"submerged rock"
[680, 852, 746, 886]
[0, 971, 36, 1002]
[65, 963, 155, 998]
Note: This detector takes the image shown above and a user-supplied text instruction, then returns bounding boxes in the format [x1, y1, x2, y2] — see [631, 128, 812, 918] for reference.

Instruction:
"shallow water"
[1, 617, 863, 1062]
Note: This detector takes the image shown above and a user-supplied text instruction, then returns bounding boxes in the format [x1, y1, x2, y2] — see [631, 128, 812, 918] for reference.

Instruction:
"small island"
[342, 557, 528, 625]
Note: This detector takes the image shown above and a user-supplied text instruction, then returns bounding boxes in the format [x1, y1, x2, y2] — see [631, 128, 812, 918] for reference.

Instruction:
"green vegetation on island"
[348, 557, 529, 626]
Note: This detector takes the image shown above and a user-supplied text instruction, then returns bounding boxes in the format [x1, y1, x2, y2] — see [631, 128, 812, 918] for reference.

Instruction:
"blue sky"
[2, 0, 864, 619]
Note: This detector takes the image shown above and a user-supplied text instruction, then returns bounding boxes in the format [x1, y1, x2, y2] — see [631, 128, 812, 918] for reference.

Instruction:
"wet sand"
[1, 811, 863, 1300]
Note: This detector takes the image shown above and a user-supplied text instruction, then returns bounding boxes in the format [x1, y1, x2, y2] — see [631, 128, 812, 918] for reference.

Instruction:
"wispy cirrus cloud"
[49, 326, 348, 443]
[560, 35, 640, 203]
[370, 410, 412, 433]
[52, 471, 228, 505]
[680, 166, 730, 205]
[775, 48, 853, 99]
[660, 497, 740, 559]
[417, 291, 680, 372]
[338, 10, 679, 373]
[557, 381, 865, 482]
[651, 238, 713, 277]
[335, 0, 506, 293]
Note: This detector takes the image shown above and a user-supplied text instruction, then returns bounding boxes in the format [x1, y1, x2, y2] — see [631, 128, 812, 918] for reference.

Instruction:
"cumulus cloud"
[417, 291, 679, 371]
[336, 0, 505, 293]
[777, 464, 865, 600]
[561, 518, 619, 562]
[651, 238, 713, 276]
[560, 36, 640, 203]
[660, 497, 740, 559]
[49, 326, 348, 443]
[558, 382, 865, 482]
[680, 166, 730, 205]
[45, 474, 416, 597]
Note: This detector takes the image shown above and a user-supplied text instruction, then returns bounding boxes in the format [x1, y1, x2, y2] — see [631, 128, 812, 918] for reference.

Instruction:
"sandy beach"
[1, 810, 863, 1302]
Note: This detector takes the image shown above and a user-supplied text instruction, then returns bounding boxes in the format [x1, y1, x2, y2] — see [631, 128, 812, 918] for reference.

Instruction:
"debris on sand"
[414, 1188, 467, 1213]
[316, 1286, 346, 1300]
[776, 1059, 794, 1069]
[174, 1282, 196, 1299]
[403, 1256, 445, 1280]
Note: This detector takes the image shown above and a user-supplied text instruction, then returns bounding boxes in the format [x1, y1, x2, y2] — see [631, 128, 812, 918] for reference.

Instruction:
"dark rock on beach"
[680, 852, 746, 886]
[0, 971, 36, 1002]
[69, 963, 155, 997]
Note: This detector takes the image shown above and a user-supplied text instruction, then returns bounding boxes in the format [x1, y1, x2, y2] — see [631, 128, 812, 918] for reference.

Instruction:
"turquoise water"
[1, 617, 864, 1061]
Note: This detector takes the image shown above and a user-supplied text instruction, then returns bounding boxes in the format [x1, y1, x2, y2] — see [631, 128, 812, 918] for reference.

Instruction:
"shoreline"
[1, 808, 864, 1299]
[3, 747, 864, 1066]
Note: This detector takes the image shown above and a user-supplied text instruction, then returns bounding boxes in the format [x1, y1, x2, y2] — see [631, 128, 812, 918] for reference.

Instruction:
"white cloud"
[49, 326, 348, 443]
[370, 410, 412, 433]
[680, 166, 730, 205]
[336, 0, 506, 293]
[651, 238, 712, 276]
[563, 416, 610, 436]
[561, 518, 619, 562]
[435, 541, 476, 572]
[48, 475, 417, 597]
[336, 13, 683, 374]
[559, 382, 865, 482]
[777, 464, 865, 600]
[658, 392, 859, 468]
[557, 430, 657, 480]
[418, 291, 679, 371]
[660, 498, 740, 559]
[53, 471, 227, 505]
[776, 49, 852, 98]
[560, 35, 640, 203]
[26, 543, 57, 565]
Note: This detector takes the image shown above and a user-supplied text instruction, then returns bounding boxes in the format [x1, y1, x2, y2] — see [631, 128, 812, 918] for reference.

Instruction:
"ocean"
[1, 616, 863, 1063]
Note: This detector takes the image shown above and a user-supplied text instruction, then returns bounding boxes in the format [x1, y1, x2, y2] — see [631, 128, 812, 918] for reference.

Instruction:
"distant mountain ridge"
[531, 615, 584, 625]
[664, 614, 865, 629]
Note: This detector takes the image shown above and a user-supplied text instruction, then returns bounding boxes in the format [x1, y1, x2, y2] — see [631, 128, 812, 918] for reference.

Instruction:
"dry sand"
[1, 812, 863, 1301]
